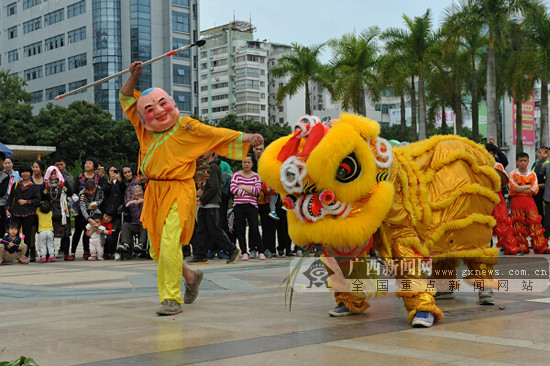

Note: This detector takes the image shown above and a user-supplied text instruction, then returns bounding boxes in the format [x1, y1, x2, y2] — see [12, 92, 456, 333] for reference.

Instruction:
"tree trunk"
[418, 64, 427, 140]
[358, 88, 366, 116]
[410, 74, 418, 142]
[471, 51, 479, 142]
[400, 93, 407, 141]
[516, 98, 524, 153]
[541, 80, 549, 147]
[487, 45, 498, 144]
[455, 93, 463, 136]
[441, 104, 447, 135]
[305, 81, 311, 115]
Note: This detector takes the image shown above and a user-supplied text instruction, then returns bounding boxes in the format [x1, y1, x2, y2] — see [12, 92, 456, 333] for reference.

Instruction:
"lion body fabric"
[258, 113, 500, 323]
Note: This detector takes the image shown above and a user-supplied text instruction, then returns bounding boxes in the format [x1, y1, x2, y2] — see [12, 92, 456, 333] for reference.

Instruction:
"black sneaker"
[117, 243, 129, 253]
[226, 248, 241, 264]
[187, 257, 209, 265]
[134, 243, 143, 252]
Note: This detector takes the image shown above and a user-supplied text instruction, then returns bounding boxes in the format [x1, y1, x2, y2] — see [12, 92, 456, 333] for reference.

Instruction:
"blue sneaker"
[328, 302, 356, 317]
[250, 250, 257, 259]
[264, 249, 272, 258]
[217, 250, 229, 260]
[206, 250, 214, 259]
[412, 311, 434, 327]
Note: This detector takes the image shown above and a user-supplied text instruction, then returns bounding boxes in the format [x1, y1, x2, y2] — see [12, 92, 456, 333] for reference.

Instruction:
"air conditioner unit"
[215, 77, 220, 81]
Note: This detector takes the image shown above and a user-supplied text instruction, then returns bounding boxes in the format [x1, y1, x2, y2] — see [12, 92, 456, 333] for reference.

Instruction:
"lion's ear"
[338, 113, 380, 140]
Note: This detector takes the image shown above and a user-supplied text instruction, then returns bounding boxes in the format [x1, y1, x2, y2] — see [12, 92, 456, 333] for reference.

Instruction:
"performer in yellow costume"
[120, 61, 263, 315]
[259, 114, 500, 327]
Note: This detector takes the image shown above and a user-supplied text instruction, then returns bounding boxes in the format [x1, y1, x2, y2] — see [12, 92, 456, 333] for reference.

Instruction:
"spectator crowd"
[0, 146, 302, 266]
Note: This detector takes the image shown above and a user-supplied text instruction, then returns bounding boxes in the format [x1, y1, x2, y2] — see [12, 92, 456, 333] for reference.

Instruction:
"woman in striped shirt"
[230, 155, 264, 260]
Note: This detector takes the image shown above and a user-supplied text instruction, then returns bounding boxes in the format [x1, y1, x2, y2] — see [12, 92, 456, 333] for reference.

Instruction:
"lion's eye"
[336, 153, 360, 183]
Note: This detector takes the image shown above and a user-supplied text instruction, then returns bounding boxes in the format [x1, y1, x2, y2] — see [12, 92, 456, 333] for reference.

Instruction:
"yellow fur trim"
[432, 247, 499, 260]
[258, 135, 296, 194]
[335, 292, 370, 314]
[424, 213, 496, 252]
[288, 181, 394, 247]
[307, 122, 377, 204]
[338, 113, 380, 140]
[429, 185, 500, 210]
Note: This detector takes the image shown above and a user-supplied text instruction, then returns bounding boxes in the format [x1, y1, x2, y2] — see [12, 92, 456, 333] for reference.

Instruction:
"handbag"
[67, 194, 79, 217]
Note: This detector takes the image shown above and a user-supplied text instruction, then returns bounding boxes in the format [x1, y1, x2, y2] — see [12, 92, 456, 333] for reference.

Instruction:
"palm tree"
[470, 0, 534, 145]
[523, 1, 550, 148]
[425, 36, 467, 136]
[502, 20, 537, 153]
[271, 43, 331, 115]
[377, 53, 412, 141]
[327, 27, 381, 117]
[382, 9, 437, 140]
[442, 0, 487, 142]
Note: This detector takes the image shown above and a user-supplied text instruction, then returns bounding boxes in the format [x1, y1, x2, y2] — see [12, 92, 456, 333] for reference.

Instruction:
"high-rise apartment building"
[199, 21, 269, 124]
[0, 0, 200, 120]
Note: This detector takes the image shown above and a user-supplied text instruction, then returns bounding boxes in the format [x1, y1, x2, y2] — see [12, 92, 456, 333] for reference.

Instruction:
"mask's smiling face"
[137, 88, 180, 132]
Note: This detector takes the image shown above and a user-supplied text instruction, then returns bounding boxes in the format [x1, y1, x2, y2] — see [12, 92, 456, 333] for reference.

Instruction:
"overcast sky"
[200, 0, 457, 48]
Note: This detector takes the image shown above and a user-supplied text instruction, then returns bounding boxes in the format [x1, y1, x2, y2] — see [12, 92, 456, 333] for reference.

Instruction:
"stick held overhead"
[55, 39, 207, 100]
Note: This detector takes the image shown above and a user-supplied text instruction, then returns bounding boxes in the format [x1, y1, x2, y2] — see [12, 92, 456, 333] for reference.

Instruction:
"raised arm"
[120, 61, 143, 97]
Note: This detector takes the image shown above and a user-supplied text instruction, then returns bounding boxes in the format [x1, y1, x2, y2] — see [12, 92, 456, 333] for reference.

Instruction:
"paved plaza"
[1, 250, 550, 365]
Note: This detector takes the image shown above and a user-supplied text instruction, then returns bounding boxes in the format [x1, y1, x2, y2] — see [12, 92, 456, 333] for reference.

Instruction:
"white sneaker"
[114, 253, 121, 261]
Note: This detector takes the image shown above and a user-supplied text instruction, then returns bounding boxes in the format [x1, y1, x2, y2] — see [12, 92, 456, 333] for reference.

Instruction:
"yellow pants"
[149, 203, 184, 304]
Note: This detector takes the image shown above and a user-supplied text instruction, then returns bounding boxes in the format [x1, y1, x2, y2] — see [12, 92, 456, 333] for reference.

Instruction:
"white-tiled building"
[0, 0, 200, 120]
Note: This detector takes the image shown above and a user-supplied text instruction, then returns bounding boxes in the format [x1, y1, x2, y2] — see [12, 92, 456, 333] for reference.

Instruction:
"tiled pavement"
[1, 252, 550, 366]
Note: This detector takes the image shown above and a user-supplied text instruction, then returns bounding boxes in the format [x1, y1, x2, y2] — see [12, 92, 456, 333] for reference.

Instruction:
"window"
[8, 26, 17, 39]
[69, 79, 87, 94]
[68, 0, 86, 18]
[172, 11, 189, 33]
[173, 91, 191, 111]
[45, 9, 65, 26]
[45, 34, 65, 50]
[31, 90, 43, 104]
[23, 0, 41, 10]
[46, 85, 66, 100]
[8, 50, 18, 63]
[24, 42, 42, 57]
[173, 64, 191, 85]
[25, 66, 43, 81]
[279, 106, 284, 112]
[172, 0, 190, 6]
[45, 59, 66, 76]
[7, 3, 17, 16]
[172, 38, 190, 59]
[23, 17, 42, 34]
[68, 53, 87, 69]
[68, 27, 86, 43]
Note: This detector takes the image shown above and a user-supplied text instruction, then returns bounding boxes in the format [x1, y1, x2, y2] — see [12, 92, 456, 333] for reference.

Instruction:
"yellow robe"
[120, 90, 250, 256]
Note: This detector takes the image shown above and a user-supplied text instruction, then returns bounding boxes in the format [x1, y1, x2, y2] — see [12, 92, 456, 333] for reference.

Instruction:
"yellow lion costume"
[258, 113, 501, 327]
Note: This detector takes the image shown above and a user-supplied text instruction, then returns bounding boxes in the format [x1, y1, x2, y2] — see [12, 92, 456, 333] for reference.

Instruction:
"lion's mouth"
[292, 190, 351, 223]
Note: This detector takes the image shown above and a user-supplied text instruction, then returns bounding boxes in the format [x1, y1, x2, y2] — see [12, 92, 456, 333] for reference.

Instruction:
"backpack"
[221, 172, 232, 197]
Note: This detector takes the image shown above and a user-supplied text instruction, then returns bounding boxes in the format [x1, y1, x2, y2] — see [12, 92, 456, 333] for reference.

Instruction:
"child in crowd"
[101, 210, 120, 259]
[265, 184, 280, 221]
[86, 213, 106, 261]
[118, 185, 147, 253]
[36, 201, 55, 263]
[509, 152, 550, 254]
[0, 222, 28, 265]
